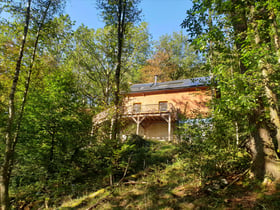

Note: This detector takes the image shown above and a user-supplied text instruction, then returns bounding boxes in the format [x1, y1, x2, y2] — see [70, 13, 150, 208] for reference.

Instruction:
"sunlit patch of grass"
[59, 188, 108, 209]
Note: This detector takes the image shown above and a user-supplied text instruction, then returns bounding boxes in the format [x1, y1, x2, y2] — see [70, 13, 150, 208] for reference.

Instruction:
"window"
[159, 101, 168, 112]
[133, 103, 141, 113]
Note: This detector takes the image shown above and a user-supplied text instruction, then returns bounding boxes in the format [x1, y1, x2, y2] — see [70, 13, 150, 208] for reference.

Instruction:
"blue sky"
[65, 0, 193, 41]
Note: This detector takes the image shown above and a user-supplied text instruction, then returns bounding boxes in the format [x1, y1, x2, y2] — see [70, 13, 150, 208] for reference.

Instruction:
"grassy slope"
[57, 141, 280, 210]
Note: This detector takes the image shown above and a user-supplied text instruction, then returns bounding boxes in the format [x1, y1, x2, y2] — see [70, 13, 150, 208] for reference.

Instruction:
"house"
[121, 76, 212, 141]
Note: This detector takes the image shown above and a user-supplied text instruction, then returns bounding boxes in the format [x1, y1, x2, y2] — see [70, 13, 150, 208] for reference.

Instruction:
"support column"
[136, 116, 140, 135]
[161, 113, 172, 142]
[132, 116, 145, 135]
[168, 113, 171, 141]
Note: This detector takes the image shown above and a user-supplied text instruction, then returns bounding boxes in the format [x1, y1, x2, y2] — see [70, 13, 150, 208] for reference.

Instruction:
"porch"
[122, 103, 177, 141]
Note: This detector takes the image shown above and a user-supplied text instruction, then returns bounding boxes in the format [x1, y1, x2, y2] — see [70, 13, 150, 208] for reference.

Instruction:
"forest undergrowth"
[55, 139, 280, 210]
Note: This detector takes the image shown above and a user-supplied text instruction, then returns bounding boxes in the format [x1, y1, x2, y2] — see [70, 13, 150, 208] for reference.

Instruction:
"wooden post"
[110, 118, 114, 139]
[161, 114, 172, 142]
[136, 116, 140, 135]
[168, 113, 171, 141]
[132, 116, 145, 136]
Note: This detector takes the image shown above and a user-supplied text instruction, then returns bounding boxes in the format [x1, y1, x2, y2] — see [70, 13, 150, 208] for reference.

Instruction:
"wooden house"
[121, 76, 212, 141]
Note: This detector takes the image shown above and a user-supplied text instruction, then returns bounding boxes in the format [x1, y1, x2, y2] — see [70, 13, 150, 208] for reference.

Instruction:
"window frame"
[133, 103, 141, 113]
[159, 101, 168, 112]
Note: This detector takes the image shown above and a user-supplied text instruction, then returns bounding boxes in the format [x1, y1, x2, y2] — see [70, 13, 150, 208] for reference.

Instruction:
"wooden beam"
[161, 115, 169, 123]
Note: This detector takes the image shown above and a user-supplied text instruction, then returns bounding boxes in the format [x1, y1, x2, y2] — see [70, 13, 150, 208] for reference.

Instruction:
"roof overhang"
[127, 86, 210, 97]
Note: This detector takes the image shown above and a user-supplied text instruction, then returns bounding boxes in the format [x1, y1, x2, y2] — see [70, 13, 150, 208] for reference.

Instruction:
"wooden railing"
[122, 103, 175, 115]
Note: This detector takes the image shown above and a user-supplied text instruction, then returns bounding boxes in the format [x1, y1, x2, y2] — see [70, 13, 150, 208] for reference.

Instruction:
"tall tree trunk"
[0, 1, 31, 209]
[261, 64, 280, 156]
[245, 4, 280, 181]
[270, 9, 280, 64]
[269, 10, 280, 152]
[111, 0, 127, 141]
[251, 5, 280, 157]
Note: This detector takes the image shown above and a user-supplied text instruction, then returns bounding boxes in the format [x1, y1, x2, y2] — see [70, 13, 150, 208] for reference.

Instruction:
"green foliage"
[71, 22, 150, 107]
[118, 135, 150, 170]
[4, 0, 280, 208]
[181, 143, 249, 181]
[182, 0, 280, 180]
[93, 134, 152, 184]
[10, 67, 94, 207]
[58, 140, 276, 210]
[176, 114, 250, 186]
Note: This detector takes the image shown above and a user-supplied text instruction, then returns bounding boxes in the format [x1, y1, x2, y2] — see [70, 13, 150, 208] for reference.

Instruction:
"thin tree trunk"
[235, 121, 239, 146]
[49, 130, 56, 174]
[12, 0, 51, 161]
[228, 2, 249, 148]
[0, 1, 31, 209]
[207, 9, 216, 103]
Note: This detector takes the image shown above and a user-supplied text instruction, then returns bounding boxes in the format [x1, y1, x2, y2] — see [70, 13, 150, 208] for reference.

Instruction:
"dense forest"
[0, 0, 280, 209]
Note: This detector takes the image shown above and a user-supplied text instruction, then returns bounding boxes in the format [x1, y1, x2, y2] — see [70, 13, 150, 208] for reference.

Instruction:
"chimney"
[154, 75, 158, 86]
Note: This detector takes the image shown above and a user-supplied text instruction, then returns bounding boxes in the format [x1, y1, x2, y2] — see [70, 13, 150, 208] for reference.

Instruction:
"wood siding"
[125, 87, 211, 118]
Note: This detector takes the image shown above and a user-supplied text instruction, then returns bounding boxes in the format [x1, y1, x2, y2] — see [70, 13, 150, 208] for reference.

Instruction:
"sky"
[65, 0, 193, 41]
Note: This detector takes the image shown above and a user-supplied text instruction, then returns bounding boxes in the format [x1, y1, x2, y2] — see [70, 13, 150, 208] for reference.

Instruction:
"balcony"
[92, 103, 177, 127]
[121, 103, 178, 124]
[122, 103, 175, 115]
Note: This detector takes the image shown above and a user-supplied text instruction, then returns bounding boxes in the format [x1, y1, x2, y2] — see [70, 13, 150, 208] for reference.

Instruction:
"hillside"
[56, 141, 280, 210]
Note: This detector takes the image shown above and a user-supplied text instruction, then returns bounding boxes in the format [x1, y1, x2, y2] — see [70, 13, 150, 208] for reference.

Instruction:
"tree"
[182, 0, 280, 180]
[96, 0, 142, 141]
[140, 31, 205, 83]
[1, 1, 32, 208]
[12, 65, 92, 207]
[0, 0, 65, 208]
[72, 23, 150, 108]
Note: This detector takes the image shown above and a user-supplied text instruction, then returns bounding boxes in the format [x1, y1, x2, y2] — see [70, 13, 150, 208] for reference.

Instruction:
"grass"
[55, 140, 280, 209]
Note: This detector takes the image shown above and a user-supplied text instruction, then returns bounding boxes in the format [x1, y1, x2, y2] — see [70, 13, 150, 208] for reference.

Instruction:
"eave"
[126, 86, 210, 97]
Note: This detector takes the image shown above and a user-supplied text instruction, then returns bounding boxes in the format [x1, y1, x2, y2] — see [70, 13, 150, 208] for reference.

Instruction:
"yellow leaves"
[140, 51, 177, 83]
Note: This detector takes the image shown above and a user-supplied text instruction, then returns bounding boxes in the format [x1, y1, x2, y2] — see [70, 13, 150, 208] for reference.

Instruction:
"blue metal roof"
[130, 76, 210, 93]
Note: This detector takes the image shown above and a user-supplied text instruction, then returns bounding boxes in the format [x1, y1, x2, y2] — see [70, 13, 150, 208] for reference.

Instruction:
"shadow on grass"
[254, 182, 280, 209]
[90, 158, 203, 209]
[59, 139, 280, 209]
[58, 139, 179, 209]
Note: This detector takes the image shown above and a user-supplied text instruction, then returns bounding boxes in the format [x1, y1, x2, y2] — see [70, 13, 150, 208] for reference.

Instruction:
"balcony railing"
[122, 103, 175, 115]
